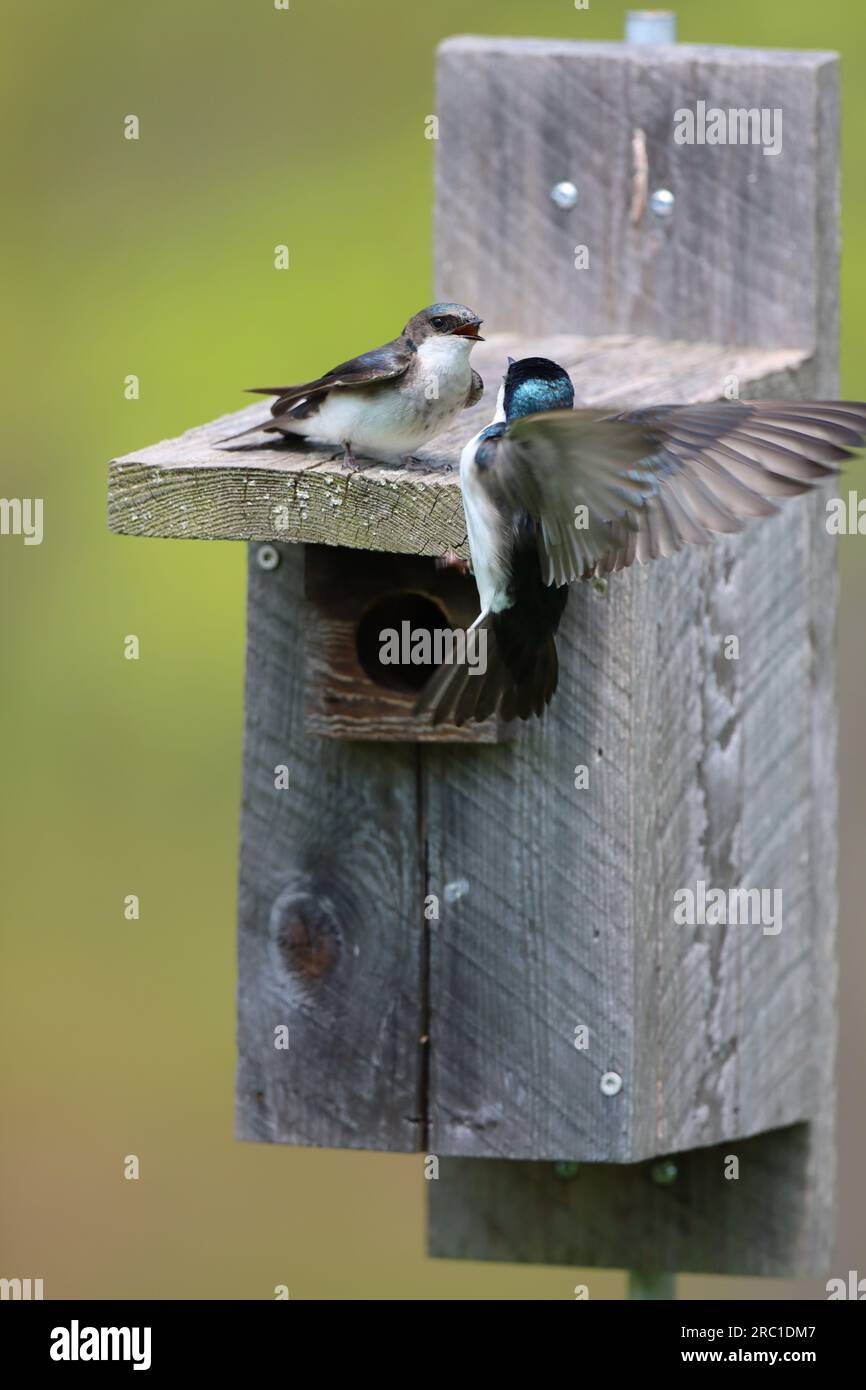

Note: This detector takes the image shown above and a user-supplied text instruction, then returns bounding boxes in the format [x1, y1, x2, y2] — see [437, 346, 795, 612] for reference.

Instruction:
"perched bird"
[416, 355, 866, 726]
[221, 303, 484, 469]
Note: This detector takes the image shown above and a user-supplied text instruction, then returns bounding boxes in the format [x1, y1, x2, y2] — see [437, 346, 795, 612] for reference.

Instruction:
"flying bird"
[416, 356, 866, 726]
[220, 303, 484, 469]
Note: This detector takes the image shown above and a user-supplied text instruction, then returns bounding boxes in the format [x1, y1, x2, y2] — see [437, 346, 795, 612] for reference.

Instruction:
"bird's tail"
[414, 611, 560, 727]
[217, 417, 280, 445]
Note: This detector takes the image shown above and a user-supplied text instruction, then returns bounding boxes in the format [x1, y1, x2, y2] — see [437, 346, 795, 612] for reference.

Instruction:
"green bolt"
[650, 1158, 678, 1186]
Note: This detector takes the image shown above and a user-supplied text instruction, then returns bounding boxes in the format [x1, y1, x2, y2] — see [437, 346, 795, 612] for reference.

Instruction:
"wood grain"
[235, 544, 426, 1151]
[422, 504, 817, 1164]
[436, 38, 835, 352]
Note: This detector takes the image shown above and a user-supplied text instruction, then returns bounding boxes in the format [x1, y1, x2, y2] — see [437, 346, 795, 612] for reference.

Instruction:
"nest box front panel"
[303, 546, 515, 743]
[237, 486, 822, 1170]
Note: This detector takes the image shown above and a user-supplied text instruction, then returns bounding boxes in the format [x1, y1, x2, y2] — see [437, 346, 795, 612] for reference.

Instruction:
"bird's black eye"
[431, 316, 447, 330]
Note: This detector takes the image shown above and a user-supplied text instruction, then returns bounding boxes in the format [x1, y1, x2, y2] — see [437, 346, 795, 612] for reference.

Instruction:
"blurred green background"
[2, 0, 865, 1299]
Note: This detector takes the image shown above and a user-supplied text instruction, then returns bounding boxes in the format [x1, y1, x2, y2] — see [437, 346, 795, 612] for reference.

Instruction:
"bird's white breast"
[287, 336, 475, 459]
[460, 430, 512, 614]
[404, 335, 476, 435]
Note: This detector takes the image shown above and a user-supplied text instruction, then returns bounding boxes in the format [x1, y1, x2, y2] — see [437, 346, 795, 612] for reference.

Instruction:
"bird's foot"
[340, 443, 363, 473]
[435, 547, 471, 575]
[401, 455, 452, 475]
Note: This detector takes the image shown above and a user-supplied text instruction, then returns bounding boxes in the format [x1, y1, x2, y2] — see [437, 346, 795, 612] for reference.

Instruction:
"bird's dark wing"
[483, 400, 866, 585]
[249, 336, 416, 418]
[593, 400, 866, 575]
[471, 409, 661, 582]
[218, 337, 417, 443]
[464, 368, 484, 409]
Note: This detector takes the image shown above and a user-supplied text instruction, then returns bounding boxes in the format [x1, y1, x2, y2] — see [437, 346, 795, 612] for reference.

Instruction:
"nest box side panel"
[235, 543, 426, 1151]
[628, 493, 814, 1159]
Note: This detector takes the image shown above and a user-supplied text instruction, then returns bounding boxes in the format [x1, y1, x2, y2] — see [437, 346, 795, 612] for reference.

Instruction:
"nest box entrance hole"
[355, 591, 451, 694]
[303, 545, 514, 743]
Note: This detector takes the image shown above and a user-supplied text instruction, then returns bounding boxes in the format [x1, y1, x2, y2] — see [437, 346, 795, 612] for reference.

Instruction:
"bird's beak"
[451, 320, 484, 341]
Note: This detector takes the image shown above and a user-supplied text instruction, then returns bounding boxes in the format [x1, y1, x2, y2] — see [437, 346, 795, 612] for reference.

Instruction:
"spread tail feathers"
[414, 611, 560, 726]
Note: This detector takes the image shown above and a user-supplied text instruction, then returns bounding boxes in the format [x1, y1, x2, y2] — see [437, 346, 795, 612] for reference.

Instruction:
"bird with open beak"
[416, 355, 866, 726]
[221, 303, 484, 470]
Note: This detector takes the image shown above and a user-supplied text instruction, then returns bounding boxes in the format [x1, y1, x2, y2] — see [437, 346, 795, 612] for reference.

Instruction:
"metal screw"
[553, 1161, 580, 1181]
[600, 1070, 623, 1096]
[443, 878, 470, 905]
[651, 1158, 679, 1186]
[550, 180, 579, 211]
[625, 10, 678, 45]
[256, 544, 280, 571]
[649, 188, 675, 219]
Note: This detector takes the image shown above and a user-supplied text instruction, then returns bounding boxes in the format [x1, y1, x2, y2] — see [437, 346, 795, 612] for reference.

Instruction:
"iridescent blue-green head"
[502, 356, 574, 421]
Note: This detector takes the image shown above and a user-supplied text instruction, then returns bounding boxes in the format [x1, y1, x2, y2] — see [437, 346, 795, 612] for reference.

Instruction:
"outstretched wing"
[480, 400, 866, 585]
[248, 337, 415, 418]
[471, 408, 661, 581]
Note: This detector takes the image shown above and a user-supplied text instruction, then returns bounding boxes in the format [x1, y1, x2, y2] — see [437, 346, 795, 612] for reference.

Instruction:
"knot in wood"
[271, 889, 341, 985]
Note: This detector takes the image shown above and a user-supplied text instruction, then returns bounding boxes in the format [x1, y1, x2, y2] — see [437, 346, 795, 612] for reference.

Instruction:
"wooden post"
[427, 34, 839, 1277]
[106, 34, 841, 1282]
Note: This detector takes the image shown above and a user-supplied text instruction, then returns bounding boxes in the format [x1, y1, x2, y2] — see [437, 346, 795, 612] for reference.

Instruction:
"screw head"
[649, 188, 675, 219]
[443, 878, 470, 905]
[550, 180, 579, 211]
[256, 544, 281, 571]
[651, 1158, 679, 1186]
[600, 1070, 623, 1097]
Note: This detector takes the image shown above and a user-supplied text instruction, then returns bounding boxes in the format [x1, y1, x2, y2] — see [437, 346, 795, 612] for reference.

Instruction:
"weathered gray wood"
[235, 543, 426, 1151]
[427, 38, 839, 1275]
[228, 347, 821, 1171]
[422, 497, 818, 1165]
[229, 354, 826, 1175]
[428, 1124, 820, 1277]
[107, 336, 806, 551]
[801, 57, 842, 1270]
[436, 38, 836, 353]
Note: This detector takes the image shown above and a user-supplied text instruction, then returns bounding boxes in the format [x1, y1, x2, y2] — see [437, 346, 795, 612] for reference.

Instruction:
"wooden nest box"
[108, 37, 842, 1281]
